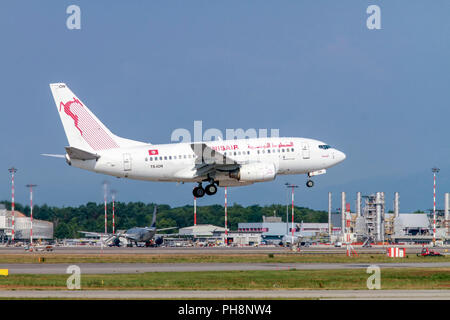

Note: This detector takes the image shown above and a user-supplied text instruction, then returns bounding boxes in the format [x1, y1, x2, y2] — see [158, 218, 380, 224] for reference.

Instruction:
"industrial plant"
[329, 192, 450, 245]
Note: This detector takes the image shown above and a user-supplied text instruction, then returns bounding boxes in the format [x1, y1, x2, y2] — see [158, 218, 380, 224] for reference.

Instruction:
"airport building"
[0, 204, 53, 242]
[178, 224, 226, 245]
[237, 216, 329, 244]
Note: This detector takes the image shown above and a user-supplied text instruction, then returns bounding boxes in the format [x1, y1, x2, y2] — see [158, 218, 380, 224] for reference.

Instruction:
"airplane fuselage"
[69, 137, 345, 187]
[50, 83, 346, 194]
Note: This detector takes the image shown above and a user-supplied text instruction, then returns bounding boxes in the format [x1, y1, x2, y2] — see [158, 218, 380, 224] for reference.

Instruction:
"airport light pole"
[111, 190, 117, 235]
[103, 182, 108, 234]
[432, 167, 440, 246]
[224, 187, 228, 244]
[8, 167, 17, 243]
[286, 184, 298, 244]
[26, 184, 37, 245]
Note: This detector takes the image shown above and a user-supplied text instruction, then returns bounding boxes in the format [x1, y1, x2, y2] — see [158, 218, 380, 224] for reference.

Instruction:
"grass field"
[0, 253, 448, 264]
[0, 268, 448, 290]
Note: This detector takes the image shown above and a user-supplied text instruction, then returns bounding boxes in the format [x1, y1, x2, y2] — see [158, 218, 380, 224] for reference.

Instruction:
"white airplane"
[47, 83, 346, 198]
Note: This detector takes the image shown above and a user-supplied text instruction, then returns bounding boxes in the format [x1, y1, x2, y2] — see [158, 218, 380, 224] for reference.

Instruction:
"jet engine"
[229, 163, 276, 182]
[155, 236, 164, 246]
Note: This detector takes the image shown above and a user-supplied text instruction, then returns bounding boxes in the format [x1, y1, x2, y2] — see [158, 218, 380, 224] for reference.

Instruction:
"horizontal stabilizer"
[65, 146, 100, 160]
[41, 154, 66, 158]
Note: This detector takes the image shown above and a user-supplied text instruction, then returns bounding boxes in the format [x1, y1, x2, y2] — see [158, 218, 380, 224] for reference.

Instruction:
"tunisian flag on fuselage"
[148, 149, 159, 155]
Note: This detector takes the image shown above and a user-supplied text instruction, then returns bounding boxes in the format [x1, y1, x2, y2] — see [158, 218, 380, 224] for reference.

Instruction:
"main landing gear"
[193, 182, 218, 198]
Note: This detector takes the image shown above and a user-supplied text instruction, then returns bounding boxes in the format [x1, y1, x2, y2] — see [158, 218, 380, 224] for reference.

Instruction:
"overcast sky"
[1, 1, 450, 212]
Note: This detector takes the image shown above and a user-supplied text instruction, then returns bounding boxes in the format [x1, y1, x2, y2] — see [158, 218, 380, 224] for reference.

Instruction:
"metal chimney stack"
[376, 192, 382, 242]
[341, 192, 346, 236]
[394, 192, 399, 218]
[356, 192, 361, 216]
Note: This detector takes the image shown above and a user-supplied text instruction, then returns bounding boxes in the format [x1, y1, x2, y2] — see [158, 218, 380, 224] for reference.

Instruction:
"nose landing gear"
[306, 180, 314, 188]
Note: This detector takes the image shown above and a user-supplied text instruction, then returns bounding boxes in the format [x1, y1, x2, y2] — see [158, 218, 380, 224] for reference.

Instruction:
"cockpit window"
[319, 145, 331, 150]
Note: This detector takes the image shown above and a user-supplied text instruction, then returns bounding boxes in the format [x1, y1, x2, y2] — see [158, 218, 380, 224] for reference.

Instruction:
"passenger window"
[277, 149, 280, 153]
[286, 149, 289, 152]
[247, 151, 250, 155]
[169, 156, 172, 160]
[164, 156, 167, 160]
[282, 149, 285, 152]
[291, 148, 294, 152]
[267, 150, 271, 154]
[149, 157, 153, 161]
[159, 156, 163, 160]
[257, 150, 260, 154]
[145, 157, 148, 161]
[184, 155, 187, 159]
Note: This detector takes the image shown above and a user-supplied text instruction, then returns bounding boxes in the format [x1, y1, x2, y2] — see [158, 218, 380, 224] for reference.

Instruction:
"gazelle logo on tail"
[60, 98, 83, 136]
[50, 83, 148, 153]
[58, 95, 119, 151]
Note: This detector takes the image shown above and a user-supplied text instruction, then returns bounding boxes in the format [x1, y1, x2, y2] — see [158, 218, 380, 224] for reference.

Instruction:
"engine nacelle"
[229, 163, 276, 182]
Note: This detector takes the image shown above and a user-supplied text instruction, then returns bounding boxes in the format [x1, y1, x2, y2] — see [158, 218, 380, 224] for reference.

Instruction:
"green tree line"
[0, 201, 327, 239]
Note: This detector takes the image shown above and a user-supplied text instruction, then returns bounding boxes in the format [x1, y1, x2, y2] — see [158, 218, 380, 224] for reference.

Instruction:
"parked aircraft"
[80, 205, 177, 247]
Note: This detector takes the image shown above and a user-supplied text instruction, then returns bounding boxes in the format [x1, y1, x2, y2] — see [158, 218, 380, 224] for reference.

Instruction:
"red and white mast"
[432, 167, 439, 246]
[111, 190, 116, 235]
[192, 186, 197, 226]
[224, 187, 228, 242]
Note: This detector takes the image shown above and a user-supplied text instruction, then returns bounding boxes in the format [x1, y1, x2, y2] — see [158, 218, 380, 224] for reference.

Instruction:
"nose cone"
[335, 150, 346, 164]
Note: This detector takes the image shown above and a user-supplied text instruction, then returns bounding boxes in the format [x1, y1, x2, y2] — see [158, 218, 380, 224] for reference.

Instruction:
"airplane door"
[123, 153, 132, 171]
[301, 142, 310, 159]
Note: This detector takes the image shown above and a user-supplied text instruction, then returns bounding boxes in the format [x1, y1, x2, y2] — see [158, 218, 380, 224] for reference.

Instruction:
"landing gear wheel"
[205, 184, 218, 195]
[306, 180, 314, 188]
[193, 186, 205, 198]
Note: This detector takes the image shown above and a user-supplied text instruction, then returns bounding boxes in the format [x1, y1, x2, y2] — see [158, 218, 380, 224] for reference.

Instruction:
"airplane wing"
[119, 233, 139, 241]
[79, 231, 107, 237]
[156, 227, 178, 232]
[190, 143, 240, 177]
[65, 146, 100, 160]
[41, 154, 66, 158]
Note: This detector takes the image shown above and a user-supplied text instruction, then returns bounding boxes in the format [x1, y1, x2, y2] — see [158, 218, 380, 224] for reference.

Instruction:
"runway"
[0, 289, 448, 300]
[0, 245, 441, 255]
[3, 262, 450, 274]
